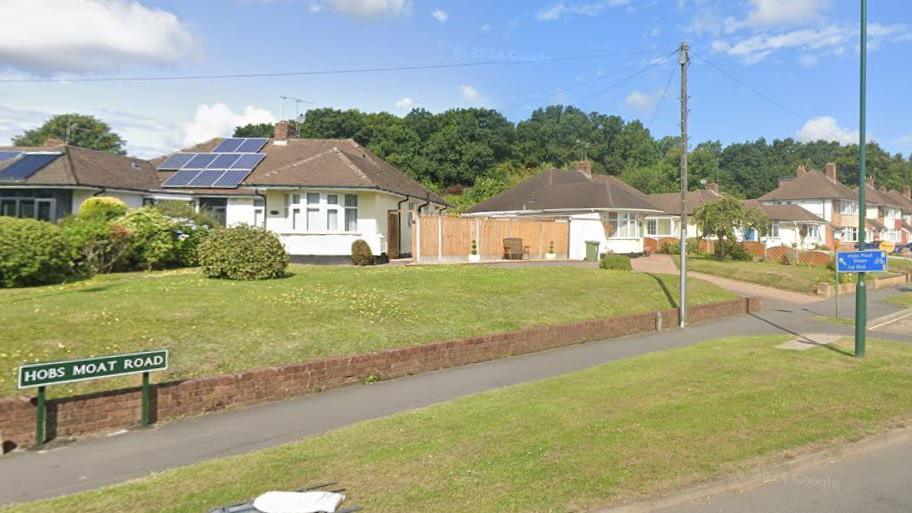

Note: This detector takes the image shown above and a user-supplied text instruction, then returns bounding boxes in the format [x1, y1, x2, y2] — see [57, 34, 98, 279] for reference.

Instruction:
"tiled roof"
[465, 168, 660, 214]
[882, 189, 912, 212]
[743, 199, 827, 223]
[154, 138, 444, 203]
[866, 218, 886, 232]
[0, 144, 160, 191]
[647, 189, 725, 216]
[758, 170, 856, 202]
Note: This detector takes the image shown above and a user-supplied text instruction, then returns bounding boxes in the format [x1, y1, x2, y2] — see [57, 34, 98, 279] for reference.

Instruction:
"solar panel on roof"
[188, 169, 224, 187]
[0, 153, 61, 180]
[157, 153, 194, 170]
[236, 138, 267, 153]
[0, 151, 22, 161]
[207, 153, 241, 169]
[213, 138, 244, 153]
[183, 153, 218, 169]
[161, 170, 202, 187]
[230, 153, 265, 170]
[212, 170, 251, 188]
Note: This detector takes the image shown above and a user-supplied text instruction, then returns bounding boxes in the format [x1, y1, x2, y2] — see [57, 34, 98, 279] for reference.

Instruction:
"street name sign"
[18, 349, 168, 389]
[836, 250, 886, 273]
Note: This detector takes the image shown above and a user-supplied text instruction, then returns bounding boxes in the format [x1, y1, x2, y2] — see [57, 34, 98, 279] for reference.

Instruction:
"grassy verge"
[0, 265, 734, 398]
[889, 256, 912, 273]
[677, 255, 831, 293]
[812, 315, 855, 326]
[7, 335, 912, 513]
[885, 292, 912, 307]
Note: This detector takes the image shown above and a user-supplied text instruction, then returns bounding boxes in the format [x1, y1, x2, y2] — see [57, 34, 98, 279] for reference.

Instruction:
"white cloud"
[798, 53, 818, 67]
[713, 24, 851, 63]
[625, 90, 660, 113]
[743, 0, 829, 28]
[0, 0, 195, 74]
[461, 85, 480, 102]
[480, 24, 492, 33]
[322, 0, 411, 17]
[394, 96, 415, 109]
[182, 104, 276, 147]
[535, 0, 629, 21]
[797, 116, 862, 145]
[431, 9, 448, 22]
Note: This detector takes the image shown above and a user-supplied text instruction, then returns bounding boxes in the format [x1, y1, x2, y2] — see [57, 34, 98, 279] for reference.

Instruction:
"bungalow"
[464, 161, 661, 258]
[0, 143, 160, 222]
[151, 122, 445, 260]
[742, 200, 828, 249]
[643, 183, 725, 247]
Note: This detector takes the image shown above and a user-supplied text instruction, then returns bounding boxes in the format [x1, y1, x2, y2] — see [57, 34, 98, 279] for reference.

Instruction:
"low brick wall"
[815, 272, 911, 297]
[0, 297, 761, 452]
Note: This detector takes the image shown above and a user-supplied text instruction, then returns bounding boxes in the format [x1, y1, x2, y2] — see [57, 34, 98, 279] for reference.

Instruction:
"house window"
[839, 201, 857, 215]
[253, 198, 265, 227]
[765, 222, 780, 238]
[0, 196, 54, 222]
[607, 212, 639, 238]
[286, 192, 359, 233]
[344, 194, 358, 232]
[840, 227, 858, 242]
[646, 218, 674, 236]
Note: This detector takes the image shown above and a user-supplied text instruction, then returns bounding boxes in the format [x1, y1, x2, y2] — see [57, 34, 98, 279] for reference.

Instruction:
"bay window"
[607, 212, 639, 238]
[286, 192, 359, 233]
[839, 201, 857, 215]
[646, 218, 675, 237]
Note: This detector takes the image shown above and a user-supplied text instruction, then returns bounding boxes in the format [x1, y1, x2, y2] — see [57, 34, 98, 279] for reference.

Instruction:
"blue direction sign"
[836, 250, 887, 273]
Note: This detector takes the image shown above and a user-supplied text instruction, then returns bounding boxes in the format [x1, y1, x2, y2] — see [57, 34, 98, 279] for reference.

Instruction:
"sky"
[0, 0, 910, 158]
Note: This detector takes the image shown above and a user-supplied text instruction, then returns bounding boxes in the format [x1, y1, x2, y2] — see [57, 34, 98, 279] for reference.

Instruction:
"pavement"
[643, 427, 912, 513]
[0, 283, 909, 505]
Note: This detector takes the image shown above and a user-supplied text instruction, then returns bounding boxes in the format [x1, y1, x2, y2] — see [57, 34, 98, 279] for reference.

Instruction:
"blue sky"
[0, 0, 910, 158]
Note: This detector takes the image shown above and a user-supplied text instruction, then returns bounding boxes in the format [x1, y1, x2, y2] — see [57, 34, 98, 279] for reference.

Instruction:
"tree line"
[237, 105, 912, 209]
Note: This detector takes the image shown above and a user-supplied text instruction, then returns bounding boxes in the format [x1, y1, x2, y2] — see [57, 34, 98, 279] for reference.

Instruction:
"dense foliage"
[245, 106, 912, 211]
[694, 198, 769, 260]
[62, 216, 133, 274]
[599, 254, 632, 271]
[13, 113, 126, 154]
[351, 239, 374, 266]
[78, 196, 128, 220]
[198, 225, 288, 280]
[0, 217, 74, 287]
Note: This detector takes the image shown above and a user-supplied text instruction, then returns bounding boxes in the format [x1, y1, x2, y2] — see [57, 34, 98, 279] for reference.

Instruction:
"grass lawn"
[889, 256, 912, 273]
[885, 292, 912, 307]
[0, 265, 735, 398]
[678, 255, 833, 293]
[7, 335, 912, 513]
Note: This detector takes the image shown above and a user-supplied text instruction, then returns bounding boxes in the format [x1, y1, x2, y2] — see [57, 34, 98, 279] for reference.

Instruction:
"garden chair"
[503, 237, 529, 260]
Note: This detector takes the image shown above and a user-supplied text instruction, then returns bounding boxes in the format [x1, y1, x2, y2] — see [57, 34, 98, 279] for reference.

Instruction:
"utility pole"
[855, 0, 868, 357]
[678, 41, 689, 328]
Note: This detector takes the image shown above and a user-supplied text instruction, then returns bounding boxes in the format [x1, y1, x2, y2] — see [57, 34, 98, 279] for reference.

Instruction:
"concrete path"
[0, 287, 909, 505]
[648, 428, 912, 513]
[631, 254, 678, 274]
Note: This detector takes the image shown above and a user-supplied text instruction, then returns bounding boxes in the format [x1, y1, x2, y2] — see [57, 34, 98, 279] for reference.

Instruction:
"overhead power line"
[0, 50, 661, 84]
[648, 60, 676, 129]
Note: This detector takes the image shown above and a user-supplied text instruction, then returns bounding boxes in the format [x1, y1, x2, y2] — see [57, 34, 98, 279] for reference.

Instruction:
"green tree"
[693, 198, 769, 260]
[234, 123, 275, 138]
[13, 114, 126, 154]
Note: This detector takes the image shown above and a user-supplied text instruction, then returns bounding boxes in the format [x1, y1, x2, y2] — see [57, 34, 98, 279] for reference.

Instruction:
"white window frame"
[285, 191, 359, 233]
[607, 212, 640, 239]
[645, 217, 675, 237]
[839, 200, 858, 215]
[840, 226, 858, 242]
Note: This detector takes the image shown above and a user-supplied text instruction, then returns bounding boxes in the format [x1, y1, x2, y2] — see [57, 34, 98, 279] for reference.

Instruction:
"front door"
[387, 211, 400, 259]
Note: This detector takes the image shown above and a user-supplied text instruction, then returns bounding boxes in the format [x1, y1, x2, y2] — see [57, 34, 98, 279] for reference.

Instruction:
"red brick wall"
[0, 298, 760, 452]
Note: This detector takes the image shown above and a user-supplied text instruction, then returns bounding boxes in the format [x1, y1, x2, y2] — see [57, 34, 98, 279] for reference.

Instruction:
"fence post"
[437, 215, 443, 262]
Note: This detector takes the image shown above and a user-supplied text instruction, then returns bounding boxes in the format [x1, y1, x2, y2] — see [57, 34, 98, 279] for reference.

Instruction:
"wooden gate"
[387, 211, 400, 259]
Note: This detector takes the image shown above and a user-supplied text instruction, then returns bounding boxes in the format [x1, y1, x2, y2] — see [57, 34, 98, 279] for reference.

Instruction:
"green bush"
[61, 216, 133, 274]
[117, 207, 183, 270]
[716, 239, 752, 261]
[599, 253, 632, 271]
[198, 225, 288, 280]
[0, 217, 74, 287]
[153, 200, 220, 229]
[658, 238, 701, 256]
[78, 196, 127, 220]
[351, 239, 374, 266]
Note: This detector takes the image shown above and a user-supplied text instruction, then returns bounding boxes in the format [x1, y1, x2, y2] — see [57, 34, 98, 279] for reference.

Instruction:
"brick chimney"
[705, 182, 719, 194]
[796, 164, 807, 176]
[825, 162, 837, 181]
[903, 185, 911, 199]
[274, 121, 296, 145]
[577, 160, 592, 179]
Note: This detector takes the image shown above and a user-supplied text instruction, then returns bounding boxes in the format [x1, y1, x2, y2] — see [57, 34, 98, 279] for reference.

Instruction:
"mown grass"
[0, 265, 734, 397]
[889, 256, 912, 273]
[885, 292, 912, 307]
[7, 335, 912, 513]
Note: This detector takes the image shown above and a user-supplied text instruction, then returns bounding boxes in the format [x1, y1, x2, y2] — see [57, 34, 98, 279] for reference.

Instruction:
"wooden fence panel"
[412, 215, 570, 260]
[479, 218, 512, 258]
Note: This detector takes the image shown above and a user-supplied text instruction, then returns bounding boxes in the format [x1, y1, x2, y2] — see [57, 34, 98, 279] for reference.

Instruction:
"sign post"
[836, 250, 885, 334]
[18, 349, 168, 447]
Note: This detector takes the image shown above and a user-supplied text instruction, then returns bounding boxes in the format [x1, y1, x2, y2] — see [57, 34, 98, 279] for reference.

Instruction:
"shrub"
[351, 239, 374, 266]
[0, 217, 74, 287]
[61, 216, 132, 274]
[198, 225, 288, 280]
[599, 254, 632, 271]
[658, 238, 701, 256]
[117, 207, 182, 270]
[715, 239, 752, 261]
[78, 196, 127, 220]
[153, 200, 220, 229]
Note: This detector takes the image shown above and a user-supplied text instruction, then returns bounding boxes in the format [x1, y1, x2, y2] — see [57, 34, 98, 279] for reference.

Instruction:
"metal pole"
[35, 386, 46, 447]
[855, 0, 867, 358]
[141, 371, 151, 427]
[679, 42, 689, 328]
